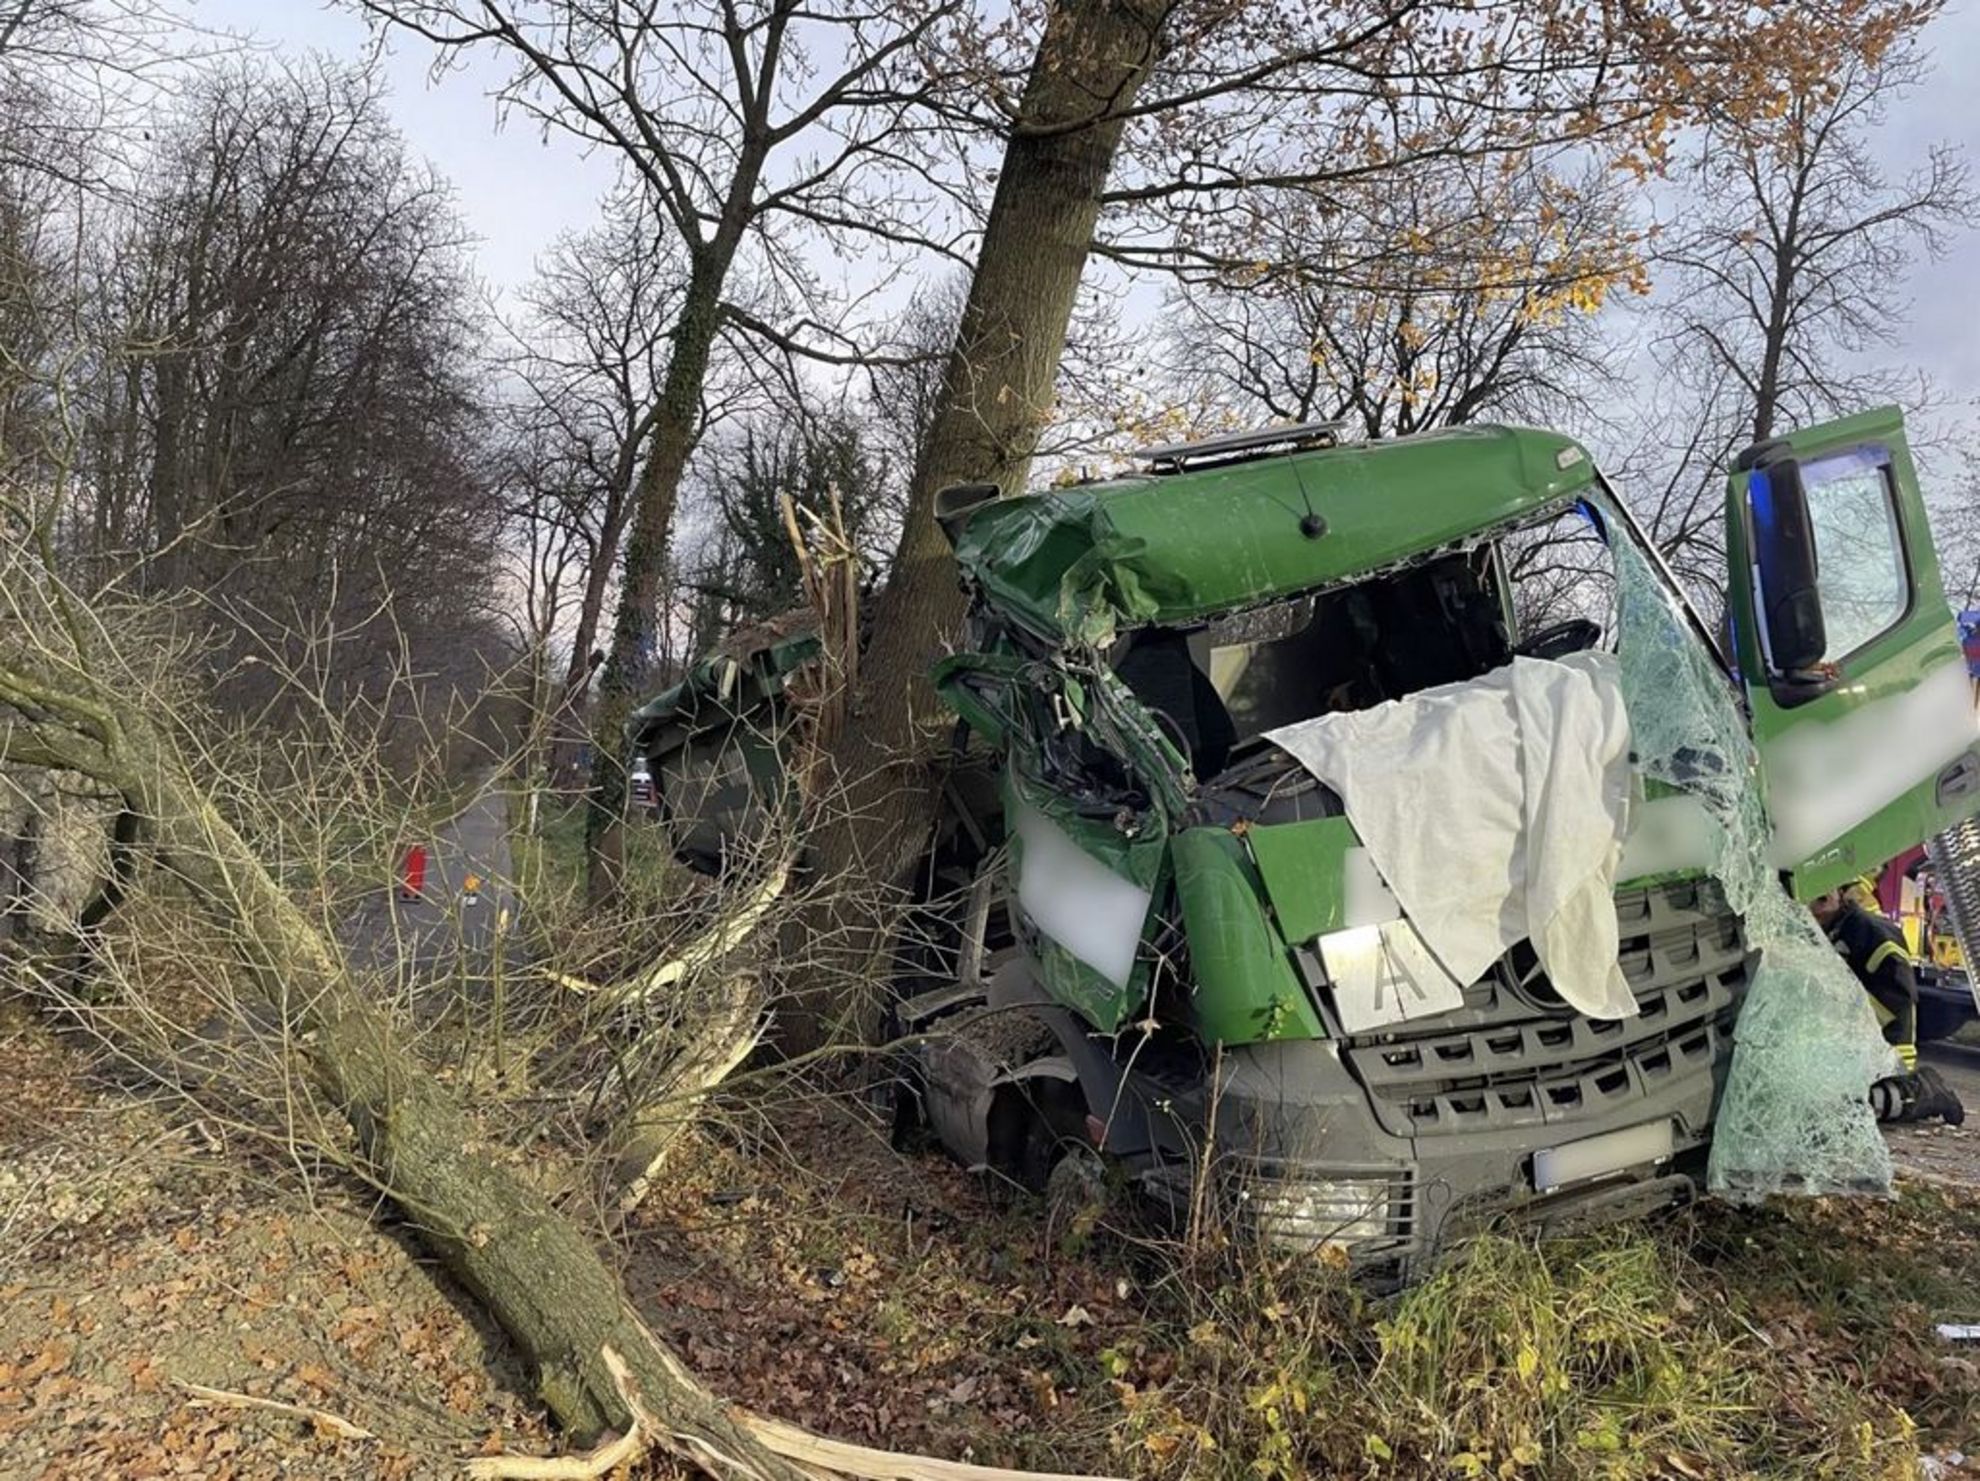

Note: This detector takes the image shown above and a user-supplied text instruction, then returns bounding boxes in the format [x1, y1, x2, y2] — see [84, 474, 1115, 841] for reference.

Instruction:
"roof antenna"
[1288, 457, 1328, 541]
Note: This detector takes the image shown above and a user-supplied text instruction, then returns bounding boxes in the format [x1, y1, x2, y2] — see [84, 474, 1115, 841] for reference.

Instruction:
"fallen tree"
[0, 526, 1102, 1481]
[1, 680, 807, 1473]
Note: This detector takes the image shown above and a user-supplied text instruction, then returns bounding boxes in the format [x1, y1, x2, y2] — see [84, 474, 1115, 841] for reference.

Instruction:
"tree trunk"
[0, 775, 42, 941]
[787, 0, 1168, 1048]
[43, 715, 807, 1473]
[582, 122, 770, 903]
[549, 478, 636, 788]
[580, 256, 729, 902]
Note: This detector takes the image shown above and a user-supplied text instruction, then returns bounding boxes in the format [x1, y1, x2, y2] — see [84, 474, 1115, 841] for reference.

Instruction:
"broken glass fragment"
[1605, 498, 1893, 1200]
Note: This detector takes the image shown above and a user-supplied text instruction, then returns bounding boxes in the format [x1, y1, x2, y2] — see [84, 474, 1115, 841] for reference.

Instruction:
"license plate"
[1532, 1120, 1675, 1192]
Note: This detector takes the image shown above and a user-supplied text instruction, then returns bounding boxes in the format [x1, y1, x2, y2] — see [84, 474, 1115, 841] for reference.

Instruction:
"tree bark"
[20, 713, 804, 1472]
[788, 0, 1169, 1048]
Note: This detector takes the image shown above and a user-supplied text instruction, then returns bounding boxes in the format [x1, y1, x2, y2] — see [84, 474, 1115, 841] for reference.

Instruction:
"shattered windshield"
[1109, 501, 1625, 770]
[1599, 490, 1893, 1199]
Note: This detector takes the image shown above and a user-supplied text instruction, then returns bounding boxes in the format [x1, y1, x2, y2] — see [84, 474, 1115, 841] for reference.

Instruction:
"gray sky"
[193, 0, 618, 291]
[196, 0, 1980, 404]
[1868, 0, 1980, 396]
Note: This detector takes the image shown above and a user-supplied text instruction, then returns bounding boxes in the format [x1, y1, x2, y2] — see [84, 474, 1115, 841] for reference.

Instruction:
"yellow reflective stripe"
[1872, 999, 1896, 1027]
[1898, 1042, 1919, 1071]
[1866, 941, 1908, 975]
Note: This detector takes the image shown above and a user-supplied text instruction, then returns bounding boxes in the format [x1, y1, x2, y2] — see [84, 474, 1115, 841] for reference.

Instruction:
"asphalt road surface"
[340, 787, 517, 986]
[1884, 1037, 1980, 1187]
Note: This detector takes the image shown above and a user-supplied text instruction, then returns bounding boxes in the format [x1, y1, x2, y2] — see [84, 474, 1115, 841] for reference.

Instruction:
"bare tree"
[1659, 28, 1973, 448]
[0, 0, 198, 191]
[61, 57, 504, 740]
[0, 330, 1110, 1481]
[496, 188, 686, 784]
[351, 0, 957, 900]
[1161, 157, 1632, 437]
[1933, 434, 1980, 610]
[1620, 17, 1973, 607]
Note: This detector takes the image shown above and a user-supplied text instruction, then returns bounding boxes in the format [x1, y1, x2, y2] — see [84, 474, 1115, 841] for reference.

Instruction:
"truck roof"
[952, 422, 1596, 646]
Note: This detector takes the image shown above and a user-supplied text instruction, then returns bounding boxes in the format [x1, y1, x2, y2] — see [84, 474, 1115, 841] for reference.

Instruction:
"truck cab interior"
[1111, 510, 1616, 787]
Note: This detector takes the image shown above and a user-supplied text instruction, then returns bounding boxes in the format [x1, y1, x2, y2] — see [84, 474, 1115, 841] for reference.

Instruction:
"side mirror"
[1736, 439, 1835, 705]
[933, 481, 999, 548]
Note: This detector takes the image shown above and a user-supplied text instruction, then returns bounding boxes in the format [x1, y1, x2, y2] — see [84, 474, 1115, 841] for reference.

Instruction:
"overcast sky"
[191, 0, 619, 291]
[193, 0, 1980, 410]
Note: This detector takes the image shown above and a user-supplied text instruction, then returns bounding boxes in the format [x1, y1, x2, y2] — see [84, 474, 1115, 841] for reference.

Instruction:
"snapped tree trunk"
[786, 0, 1168, 1049]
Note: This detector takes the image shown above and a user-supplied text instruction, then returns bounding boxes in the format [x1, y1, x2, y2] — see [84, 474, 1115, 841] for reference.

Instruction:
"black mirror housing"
[1737, 440, 1831, 696]
[933, 482, 999, 548]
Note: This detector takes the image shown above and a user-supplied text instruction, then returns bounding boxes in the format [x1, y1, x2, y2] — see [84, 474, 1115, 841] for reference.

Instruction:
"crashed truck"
[629, 409, 1980, 1283]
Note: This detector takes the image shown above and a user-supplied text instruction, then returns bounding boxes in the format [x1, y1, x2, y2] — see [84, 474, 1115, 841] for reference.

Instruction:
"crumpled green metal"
[948, 426, 1597, 649]
[1606, 500, 1893, 1199]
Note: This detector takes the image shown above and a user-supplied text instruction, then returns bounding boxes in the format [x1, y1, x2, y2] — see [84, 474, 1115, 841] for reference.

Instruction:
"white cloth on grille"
[1265, 653, 1637, 1021]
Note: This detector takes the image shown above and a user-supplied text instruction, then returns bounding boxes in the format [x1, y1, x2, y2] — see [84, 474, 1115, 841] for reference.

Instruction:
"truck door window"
[1801, 448, 1909, 661]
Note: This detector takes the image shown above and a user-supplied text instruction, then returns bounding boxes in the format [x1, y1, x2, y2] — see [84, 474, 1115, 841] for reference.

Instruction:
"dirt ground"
[0, 970, 1147, 1481]
[6, 973, 1980, 1480]
[0, 999, 559, 1481]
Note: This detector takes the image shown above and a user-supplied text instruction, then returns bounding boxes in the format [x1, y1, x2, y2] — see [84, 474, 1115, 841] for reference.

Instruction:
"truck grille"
[1927, 815, 1980, 977]
[1339, 881, 1749, 1139]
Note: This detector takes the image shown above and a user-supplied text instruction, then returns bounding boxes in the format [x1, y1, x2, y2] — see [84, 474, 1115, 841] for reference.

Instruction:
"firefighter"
[1810, 879, 1964, 1126]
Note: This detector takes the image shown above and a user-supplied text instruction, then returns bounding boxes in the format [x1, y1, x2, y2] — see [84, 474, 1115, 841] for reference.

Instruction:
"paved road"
[1884, 1037, 1980, 1186]
[340, 787, 518, 988]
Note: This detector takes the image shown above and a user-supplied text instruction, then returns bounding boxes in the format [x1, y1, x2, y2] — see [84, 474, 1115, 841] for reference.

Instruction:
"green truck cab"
[631, 412, 1980, 1283]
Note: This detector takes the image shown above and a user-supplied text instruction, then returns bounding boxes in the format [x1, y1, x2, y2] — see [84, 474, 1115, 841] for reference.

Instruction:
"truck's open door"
[1726, 405, 1980, 900]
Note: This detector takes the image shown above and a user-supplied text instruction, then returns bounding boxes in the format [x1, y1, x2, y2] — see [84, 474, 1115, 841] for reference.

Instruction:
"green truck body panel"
[1723, 405, 1980, 898]
[929, 650, 1033, 749]
[1171, 828, 1325, 1044]
[1244, 817, 1358, 946]
[626, 629, 821, 748]
[1001, 768, 1168, 1033]
[952, 425, 1595, 646]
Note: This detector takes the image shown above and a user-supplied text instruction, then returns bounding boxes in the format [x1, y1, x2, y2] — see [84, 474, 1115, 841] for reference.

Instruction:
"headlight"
[1243, 1177, 1391, 1251]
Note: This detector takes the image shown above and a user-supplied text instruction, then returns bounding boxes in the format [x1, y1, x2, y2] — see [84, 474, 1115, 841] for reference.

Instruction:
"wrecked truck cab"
[624, 622, 821, 875]
[909, 424, 1750, 1277]
[633, 411, 1980, 1281]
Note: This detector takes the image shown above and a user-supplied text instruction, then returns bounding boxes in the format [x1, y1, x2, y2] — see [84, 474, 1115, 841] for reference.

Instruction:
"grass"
[505, 791, 684, 922]
[506, 788, 590, 910]
[633, 1094, 1980, 1481]
[1107, 1193, 1975, 1480]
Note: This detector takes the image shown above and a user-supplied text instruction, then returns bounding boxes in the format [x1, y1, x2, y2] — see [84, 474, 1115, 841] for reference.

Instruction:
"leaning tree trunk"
[18, 712, 803, 1473]
[583, 138, 770, 905]
[786, 0, 1169, 1050]
[581, 258, 730, 904]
